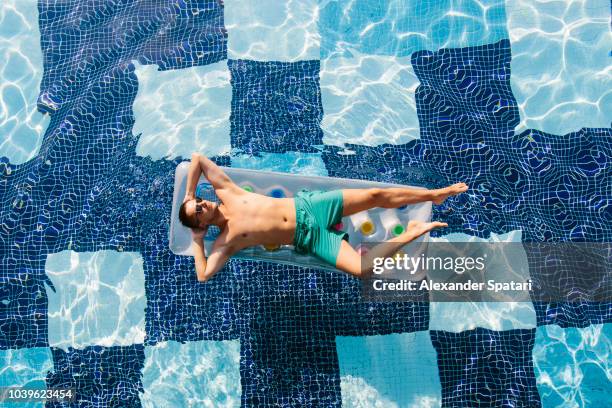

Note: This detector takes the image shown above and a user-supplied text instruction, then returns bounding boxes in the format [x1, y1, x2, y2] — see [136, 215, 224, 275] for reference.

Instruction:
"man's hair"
[178, 200, 199, 229]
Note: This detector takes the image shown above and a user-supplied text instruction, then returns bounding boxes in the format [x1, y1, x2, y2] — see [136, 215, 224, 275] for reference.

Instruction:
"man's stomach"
[233, 199, 297, 247]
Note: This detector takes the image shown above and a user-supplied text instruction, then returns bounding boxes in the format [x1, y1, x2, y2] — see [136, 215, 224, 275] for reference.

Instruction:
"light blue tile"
[0, 348, 53, 408]
[133, 61, 232, 160]
[232, 151, 328, 176]
[337, 332, 441, 407]
[45, 251, 146, 350]
[141, 340, 241, 408]
[319, 0, 508, 59]
[0, 0, 49, 164]
[225, 0, 320, 61]
[533, 325, 611, 407]
[506, 0, 611, 133]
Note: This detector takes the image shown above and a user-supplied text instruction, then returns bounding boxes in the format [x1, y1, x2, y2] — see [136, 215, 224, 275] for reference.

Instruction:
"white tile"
[338, 332, 441, 408]
[0, 0, 49, 164]
[141, 340, 241, 408]
[133, 61, 231, 160]
[225, 0, 320, 61]
[428, 231, 538, 331]
[506, 0, 612, 134]
[320, 55, 420, 147]
[45, 250, 146, 350]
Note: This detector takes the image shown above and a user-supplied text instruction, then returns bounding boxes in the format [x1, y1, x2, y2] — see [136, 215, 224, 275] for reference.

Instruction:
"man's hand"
[406, 220, 447, 236]
[191, 226, 208, 240]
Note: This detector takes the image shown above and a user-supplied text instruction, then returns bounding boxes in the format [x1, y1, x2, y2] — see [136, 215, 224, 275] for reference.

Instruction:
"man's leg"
[341, 183, 468, 217]
[335, 220, 447, 278]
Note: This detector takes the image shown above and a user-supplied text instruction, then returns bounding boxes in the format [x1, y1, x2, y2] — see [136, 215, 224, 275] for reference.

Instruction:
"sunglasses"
[194, 197, 204, 214]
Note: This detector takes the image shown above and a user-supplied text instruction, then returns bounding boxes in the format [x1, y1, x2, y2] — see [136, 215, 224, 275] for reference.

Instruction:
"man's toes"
[453, 182, 468, 193]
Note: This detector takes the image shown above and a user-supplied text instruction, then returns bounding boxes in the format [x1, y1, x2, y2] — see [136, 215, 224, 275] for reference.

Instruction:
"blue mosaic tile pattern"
[240, 323, 341, 407]
[0, 256, 49, 349]
[37, 0, 226, 114]
[228, 60, 324, 154]
[431, 328, 541, 407]
[46, 345, 145, 408]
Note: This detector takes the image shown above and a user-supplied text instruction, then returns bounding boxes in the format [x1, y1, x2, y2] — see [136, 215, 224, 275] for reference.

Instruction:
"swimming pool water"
[0, 0, 610, 406]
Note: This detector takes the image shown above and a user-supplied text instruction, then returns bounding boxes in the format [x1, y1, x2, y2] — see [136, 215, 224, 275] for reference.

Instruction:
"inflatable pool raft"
[169, 162, 432, 274]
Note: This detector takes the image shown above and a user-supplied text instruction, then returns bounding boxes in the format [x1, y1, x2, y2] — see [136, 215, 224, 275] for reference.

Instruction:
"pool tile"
[319, 0, 508, 59]
[320, 55, 421, 147]
[46, 344, 145, 407]
[338, 332, 442, 407]
[506, 0, 611, 134]
[45, 251, 146, 350]
[533, 324, 611, 407]
[0, 347, 53, 395]
[0, 0, 49, 165]
[141, 340, 241, 407]
[431, 328, 541, 407]
[37, 0, 226, 114]
[133, 61, 232, 160]
[228, 59, 324, 154]
[225, 0, 320, 61]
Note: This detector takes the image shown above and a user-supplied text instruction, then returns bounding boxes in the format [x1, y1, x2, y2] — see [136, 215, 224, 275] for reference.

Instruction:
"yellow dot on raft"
[394, 251, 406, 261]
[263, 243, 280, 251]
[360, 221, 375, 235]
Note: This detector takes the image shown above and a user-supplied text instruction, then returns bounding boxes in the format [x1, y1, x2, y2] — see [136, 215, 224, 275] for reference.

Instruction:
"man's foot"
[432, 183, 468, 205]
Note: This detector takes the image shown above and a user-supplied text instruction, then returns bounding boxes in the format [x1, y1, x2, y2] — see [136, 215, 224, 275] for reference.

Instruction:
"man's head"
[178, 197, 218, 229]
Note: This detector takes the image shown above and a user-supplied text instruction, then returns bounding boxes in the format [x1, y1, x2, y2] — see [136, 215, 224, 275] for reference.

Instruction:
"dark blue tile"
[37, 0, 226, 114]
[229, 60, 324, 154]
[431, 328, 541, 407]
[0, 256, 49, 349]
[46, 344, 145, 408]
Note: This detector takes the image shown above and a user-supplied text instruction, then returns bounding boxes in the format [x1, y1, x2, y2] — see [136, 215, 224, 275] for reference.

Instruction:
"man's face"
[186, 198, 217, 228]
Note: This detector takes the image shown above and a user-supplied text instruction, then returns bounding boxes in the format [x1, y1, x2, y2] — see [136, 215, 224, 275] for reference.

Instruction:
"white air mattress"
[169, 162, 432, 274]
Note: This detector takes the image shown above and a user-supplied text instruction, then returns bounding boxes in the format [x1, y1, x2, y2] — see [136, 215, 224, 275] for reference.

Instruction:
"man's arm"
[193, 236, 208, 279]
[185, 152, 232, 200]
[191, 227, 208, 277]
[196, 246, 232, 282]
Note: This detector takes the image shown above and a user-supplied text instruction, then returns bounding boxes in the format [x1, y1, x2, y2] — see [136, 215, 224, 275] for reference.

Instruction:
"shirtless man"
[179, 153, 468, 282]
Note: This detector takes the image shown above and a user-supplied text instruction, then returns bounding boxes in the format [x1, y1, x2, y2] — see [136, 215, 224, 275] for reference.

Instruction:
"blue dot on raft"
[398, 205, 407, 210]
[270, 188, 286, 198]
[196, 183, 211, 197]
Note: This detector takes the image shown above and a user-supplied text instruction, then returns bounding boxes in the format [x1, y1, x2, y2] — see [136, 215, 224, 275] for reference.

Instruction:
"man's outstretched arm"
[185, 152, 232, 200]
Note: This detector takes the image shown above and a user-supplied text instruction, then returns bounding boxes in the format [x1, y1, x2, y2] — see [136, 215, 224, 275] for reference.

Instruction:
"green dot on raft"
[392, 224, 405, 236]
[242, 185, 254, 192]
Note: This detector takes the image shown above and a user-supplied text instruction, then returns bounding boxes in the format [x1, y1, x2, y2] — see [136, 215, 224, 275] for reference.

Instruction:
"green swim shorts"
[293, 189, 349, 266]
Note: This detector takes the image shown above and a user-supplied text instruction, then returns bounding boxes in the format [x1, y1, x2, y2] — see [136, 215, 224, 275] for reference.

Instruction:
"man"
[179, 153, 468, 282]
